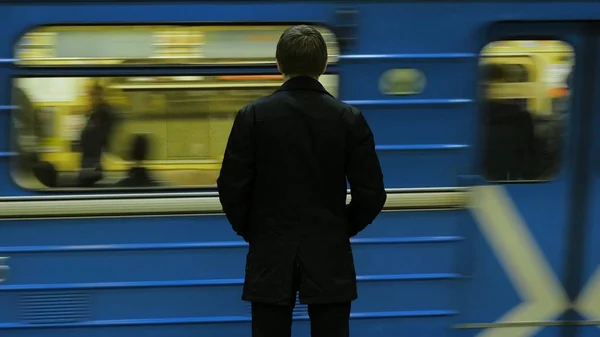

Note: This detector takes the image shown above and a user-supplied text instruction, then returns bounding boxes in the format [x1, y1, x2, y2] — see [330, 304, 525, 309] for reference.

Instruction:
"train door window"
[12, 25, 339, 190]
[479, 40, 574, 182]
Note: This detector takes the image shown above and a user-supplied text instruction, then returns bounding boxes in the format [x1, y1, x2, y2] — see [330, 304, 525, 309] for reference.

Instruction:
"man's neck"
[283, 74, 319, 82]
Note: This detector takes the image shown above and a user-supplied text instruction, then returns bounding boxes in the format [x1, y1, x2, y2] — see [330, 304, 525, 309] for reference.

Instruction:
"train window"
[16, 25, 339, 66]
[12, 25, 339, 190]
[13, 75, 339, 189]
[379, 69, 426, 95]
[479, 40, 574, 182]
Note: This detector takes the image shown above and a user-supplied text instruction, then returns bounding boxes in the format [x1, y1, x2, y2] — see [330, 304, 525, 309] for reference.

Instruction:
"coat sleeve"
[345, 108, 386, 237]
[217, 105, 255, 241]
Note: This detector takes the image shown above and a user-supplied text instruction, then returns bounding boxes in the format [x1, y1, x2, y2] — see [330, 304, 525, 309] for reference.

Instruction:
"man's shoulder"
[237, 94, 273, 115]
[327, 98, 362, 123]
[246, 93, 276, 108]
[247, 91, 360, 116]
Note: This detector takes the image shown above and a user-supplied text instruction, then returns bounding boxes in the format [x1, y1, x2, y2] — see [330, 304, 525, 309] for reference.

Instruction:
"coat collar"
[275, 76, 334, 97]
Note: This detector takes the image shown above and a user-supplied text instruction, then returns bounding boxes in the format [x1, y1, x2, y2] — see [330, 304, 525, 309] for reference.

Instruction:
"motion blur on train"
[0, 1, 599, 337]
[13, 38, 568, 189]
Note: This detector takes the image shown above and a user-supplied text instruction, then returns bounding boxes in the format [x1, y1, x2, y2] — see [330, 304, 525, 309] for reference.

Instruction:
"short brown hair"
[276, 25, 328, 78]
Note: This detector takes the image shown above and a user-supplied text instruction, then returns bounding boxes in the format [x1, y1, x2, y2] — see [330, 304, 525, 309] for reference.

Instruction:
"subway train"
[0, 1, 598, 337]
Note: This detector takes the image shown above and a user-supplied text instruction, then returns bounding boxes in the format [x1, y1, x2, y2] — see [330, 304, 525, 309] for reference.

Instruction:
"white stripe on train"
[471, 186, 600, 337]
[576, 267, 600, 327]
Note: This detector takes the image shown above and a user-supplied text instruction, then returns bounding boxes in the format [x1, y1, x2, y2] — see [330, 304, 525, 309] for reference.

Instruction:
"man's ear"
[277, 61, 283, 75]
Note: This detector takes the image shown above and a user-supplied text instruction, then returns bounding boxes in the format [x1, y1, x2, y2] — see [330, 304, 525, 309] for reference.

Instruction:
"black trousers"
[251, 301, 351, 337]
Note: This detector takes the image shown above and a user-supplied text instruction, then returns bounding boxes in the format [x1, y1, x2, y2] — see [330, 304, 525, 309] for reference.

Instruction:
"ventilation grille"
[19, 291, 90, 324]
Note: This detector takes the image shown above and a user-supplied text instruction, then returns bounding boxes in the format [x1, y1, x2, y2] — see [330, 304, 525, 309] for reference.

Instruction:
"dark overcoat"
[217, 76, 386, 305]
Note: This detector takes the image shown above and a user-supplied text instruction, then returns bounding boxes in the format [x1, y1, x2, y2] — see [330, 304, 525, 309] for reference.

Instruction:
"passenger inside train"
[480, 40, 572, 182]
[77, 82, 119, 187]
[481, 63, 538, 181]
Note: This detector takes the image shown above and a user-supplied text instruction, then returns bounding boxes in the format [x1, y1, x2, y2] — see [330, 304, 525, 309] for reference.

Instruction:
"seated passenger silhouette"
[78, 83, 117, 187]
[116, 134, 159, 188]
[481, 64, 537, 180]
[32, 161, 58, 188]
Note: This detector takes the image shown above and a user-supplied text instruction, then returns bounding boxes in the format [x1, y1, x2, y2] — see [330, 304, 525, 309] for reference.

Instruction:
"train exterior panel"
[0, 1, 598, 337]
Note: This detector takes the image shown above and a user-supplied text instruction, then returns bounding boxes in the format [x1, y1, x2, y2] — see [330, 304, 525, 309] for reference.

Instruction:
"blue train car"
[0, 1, 599, 337]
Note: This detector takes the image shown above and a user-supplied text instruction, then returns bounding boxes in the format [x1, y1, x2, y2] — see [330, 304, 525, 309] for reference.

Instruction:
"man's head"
[479, 63, 505, 99]
[87, 82, 105, 107]
[276, 25, 328, 79]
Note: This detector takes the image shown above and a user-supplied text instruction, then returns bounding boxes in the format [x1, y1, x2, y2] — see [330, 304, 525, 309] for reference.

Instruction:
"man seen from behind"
[217, 25, 387, 337]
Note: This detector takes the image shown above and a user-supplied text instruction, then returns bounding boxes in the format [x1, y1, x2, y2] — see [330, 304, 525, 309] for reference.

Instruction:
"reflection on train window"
[480, 40, 574, 182]
[12, 75, 339, 189]
[16, 25, 339, 66]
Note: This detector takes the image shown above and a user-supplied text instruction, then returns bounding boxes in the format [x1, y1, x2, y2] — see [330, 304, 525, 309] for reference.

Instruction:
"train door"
[458, 23, 600, 337]
[577, 31, 600, 337]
